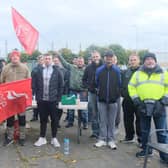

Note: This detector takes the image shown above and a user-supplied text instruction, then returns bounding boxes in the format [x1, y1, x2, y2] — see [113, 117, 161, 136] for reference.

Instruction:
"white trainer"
[26, 123, 31, 129]
[94, 140, 107, 147]
[34, 137, 47, 147]
[51, 138, 60, 147]
[108, 141, 117, 150]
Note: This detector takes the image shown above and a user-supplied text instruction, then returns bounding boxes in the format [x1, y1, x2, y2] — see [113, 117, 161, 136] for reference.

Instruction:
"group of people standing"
[0, 48, 168, 165]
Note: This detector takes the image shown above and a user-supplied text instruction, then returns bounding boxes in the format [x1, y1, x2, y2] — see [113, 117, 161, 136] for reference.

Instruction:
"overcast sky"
[1, 0, 168, 56]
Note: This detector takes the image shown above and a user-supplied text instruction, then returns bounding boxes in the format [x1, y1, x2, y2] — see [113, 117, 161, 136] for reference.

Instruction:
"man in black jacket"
[82, 51, 103, 138]
[0, 58, 6, 74]
[121, 54, 141, 144]
[31, 55, 44, 121]
[94, 51, 121, 149]
[53, 54, 69, 128]
[33, 54, 64, 148]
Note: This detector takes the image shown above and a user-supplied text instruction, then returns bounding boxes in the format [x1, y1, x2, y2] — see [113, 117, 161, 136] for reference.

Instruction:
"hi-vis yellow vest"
[128, 70, 168, 101]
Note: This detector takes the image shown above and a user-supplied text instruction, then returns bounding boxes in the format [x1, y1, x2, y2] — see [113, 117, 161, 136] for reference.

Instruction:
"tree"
[20, 52, 29, 62]
[30, 50, 42, 60]
[138, 49, 149, 63]
[108, 44, 128, 65]
[84, 44, 108, 62]
[48, 50, 56, 55]
[5, 44, 149, 66]
[59, 48, 76, 63]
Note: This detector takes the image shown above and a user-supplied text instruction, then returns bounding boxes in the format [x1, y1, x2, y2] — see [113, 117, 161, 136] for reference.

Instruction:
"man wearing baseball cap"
[94, 51, 121, 149]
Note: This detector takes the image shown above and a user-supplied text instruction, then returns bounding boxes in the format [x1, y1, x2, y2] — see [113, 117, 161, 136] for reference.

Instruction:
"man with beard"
[82, 51, 103, 138]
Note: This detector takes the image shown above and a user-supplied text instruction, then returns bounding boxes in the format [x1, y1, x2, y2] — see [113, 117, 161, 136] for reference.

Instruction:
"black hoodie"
[82, 60, 103, 93]
[121, 66, 140, 99]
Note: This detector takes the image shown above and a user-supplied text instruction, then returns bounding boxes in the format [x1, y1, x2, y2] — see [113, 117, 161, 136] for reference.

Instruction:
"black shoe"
[57, 124, 61, 128]
[160, 158, 168, 165]
[83, 124, 88, 130]
[137, 142, 143, 148]
[65, 123, 73, 128]
[63, 118, 68, 122]
[30, 117, 38, 122]
[18, 139, 25, 146]
[89, 134, 98, 139]
[136, 150, 153, 158]
[3, 138, 13, 146]
[120, 138, 135, 143]
[137, 137, 142, 144]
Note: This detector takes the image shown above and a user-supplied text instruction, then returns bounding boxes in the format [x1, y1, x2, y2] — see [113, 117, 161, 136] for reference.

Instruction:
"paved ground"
[0, 111, 167, 168]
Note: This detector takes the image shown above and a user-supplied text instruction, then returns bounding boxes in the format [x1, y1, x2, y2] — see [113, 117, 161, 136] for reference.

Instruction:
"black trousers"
[38, 101, 59, 138]
[33, 109, 38, 119]
[7, 115, 26, 127]
[32, 102, 40, 119]
[57, 108, 63, 124]
[122, 98, 141, 142]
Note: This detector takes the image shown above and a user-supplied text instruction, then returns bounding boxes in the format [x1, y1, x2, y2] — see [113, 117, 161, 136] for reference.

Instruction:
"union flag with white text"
[0, 78, 32, 123]
[12, 7, 39, 55]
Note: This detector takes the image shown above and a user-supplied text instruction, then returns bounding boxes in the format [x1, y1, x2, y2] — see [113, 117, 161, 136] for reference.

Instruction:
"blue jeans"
[115, 97, 121, 128]
[68, 91, 88, 126]
[88, 101, 92, 123]
[88, 92, 99, 136]
[140, 114, 168, 160]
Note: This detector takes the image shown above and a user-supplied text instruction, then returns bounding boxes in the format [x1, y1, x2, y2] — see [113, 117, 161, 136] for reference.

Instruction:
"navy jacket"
[31, 64, 42, 96]
[96, 64, 121, 103]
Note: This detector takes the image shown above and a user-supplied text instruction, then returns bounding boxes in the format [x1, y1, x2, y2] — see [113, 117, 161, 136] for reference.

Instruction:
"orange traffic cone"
[14, 120, 19, 141]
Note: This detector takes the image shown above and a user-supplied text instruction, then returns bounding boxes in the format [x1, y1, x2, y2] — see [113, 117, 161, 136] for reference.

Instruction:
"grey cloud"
[0, 0, 168, 56]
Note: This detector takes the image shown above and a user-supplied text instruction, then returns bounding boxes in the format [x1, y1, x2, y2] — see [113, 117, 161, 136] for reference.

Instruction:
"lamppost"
[131, 25, 138, 53]
[5, 40, 8, 58]
[135, 26, 138, 53]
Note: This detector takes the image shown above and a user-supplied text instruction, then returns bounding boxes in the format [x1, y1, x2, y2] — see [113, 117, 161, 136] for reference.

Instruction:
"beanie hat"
[104, 51, 114, 57]
[143, 52, 157, 63]
[10, 49, 21, 58]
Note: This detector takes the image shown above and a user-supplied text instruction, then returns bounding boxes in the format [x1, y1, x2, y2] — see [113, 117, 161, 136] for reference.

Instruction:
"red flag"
[0, 78, 32, 123]
[12, 7, 39, 55]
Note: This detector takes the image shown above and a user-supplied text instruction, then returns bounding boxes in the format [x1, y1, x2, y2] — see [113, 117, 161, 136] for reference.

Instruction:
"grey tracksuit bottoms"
[98, 102, 117, 142]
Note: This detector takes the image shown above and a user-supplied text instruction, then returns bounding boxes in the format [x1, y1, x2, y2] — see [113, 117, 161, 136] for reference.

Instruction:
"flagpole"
[79, 43, 82, 52]
[37, 40, 39, 51]
[5, 40, 8, 58]
[66, 41, 68, 49]
[51, 41, 54, 51]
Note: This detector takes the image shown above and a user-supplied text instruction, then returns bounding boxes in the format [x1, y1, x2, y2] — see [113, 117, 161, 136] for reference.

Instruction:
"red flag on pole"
[0, 78, 32, 123]
[12, 7, 39, 55]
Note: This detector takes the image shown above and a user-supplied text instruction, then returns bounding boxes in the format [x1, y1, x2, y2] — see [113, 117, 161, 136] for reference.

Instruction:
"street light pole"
[5, 40, 8, 58]
[135, 26, 138, 53]
[51, 41, 54, 51]
[131, 25, 138, 53]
